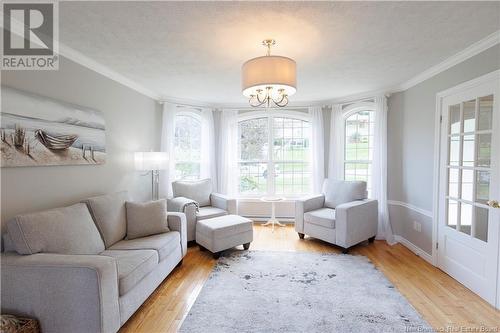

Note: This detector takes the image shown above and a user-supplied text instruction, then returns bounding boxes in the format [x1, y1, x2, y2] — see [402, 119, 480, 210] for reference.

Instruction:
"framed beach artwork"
[1, 86, 106, 167]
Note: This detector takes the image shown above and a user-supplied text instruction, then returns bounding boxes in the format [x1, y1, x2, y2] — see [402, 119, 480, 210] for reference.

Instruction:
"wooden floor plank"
[119, 225, 500, 333]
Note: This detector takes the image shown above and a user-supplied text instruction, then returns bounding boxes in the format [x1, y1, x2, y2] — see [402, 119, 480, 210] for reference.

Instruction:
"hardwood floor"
[119, 225, 500, 333]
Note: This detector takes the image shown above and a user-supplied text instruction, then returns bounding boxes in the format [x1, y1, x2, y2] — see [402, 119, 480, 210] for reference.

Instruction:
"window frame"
[237, 110, 312, 198]
[342, 102, 375, 196]
[173, 110, 202, 181]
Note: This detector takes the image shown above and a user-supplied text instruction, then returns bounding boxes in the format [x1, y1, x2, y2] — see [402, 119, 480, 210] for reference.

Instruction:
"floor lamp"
[134, 152, 168, 201]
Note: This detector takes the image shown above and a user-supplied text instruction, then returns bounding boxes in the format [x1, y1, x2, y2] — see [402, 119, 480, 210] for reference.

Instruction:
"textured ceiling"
[59, 1, 500, 105]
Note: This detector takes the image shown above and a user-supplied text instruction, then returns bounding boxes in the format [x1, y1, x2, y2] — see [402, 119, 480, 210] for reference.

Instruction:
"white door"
[437, 72, 500, 307]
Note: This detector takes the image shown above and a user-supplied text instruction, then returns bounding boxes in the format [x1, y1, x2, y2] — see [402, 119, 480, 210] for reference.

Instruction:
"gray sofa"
[1, 191, 187, 333]
[168, 179, 237, 242]
[295, 179, 378, 253]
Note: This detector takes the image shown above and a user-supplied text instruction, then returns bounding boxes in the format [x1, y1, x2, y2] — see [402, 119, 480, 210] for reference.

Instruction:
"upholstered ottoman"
[196, 215, 253, 258]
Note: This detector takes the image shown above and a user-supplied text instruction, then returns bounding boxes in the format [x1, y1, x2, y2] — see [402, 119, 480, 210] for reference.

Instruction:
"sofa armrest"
[167, 197, 197, 241]
[295, 194, 325, 233]
[210, 193, 237, 215]
[167, 212, 188, 256]
[1, 252, 120, 333]
[335, 199, 378, 248]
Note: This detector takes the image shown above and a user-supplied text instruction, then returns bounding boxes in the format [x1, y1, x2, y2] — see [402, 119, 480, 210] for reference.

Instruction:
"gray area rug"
[180, 251, 433, 333]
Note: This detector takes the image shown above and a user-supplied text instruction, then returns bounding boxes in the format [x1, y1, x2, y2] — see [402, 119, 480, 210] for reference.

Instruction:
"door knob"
[487, 200, 500, 208]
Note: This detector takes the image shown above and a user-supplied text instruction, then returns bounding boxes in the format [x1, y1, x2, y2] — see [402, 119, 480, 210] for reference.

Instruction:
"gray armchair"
[168, 179, 237, 242]
[295, 179, 378, 253]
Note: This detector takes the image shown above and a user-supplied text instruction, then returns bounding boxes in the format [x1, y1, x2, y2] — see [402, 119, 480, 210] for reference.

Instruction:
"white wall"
[1, 56, 161, 227]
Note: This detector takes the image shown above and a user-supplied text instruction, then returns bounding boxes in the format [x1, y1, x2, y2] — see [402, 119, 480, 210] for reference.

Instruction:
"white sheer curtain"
[309, 106, 325, 193]
[159, 102, 177, 198]
[372, 95, 395, 244]
[217, 109, 239, 195]
[328, 103, 344, 180]
[200, 108, 217, 189]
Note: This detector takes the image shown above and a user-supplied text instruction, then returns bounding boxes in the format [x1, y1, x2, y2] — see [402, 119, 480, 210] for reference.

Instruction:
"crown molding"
[394, 30, 500, 92]
[1, 16, 163, 101]
[5, 17, 497, 107]
[58, 44, 162, 101]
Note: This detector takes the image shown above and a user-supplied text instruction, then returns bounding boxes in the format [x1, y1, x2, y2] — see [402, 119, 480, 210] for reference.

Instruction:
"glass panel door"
[445, 96, 493, 241]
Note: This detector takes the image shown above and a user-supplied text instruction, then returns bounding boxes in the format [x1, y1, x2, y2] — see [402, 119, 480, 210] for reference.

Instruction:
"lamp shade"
[241, 55, 297, 98]
[134, 152, 168, 171]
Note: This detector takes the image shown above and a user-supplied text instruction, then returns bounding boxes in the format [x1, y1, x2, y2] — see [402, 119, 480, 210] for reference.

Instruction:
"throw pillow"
[126, 199, 170, 239]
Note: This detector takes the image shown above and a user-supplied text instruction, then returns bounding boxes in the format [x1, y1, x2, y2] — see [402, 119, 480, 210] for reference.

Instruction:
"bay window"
[238, 113, 311, 197]
[174, 112, 202, 180]
[344, 110, 374, 195]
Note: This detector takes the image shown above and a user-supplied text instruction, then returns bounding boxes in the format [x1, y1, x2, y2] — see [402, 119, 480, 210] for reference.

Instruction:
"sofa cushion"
[196, 206, 227, 220]
[82, 191, 128, 248]
[100, 249, 158, 296]
[304, 208, 336, 229]
[196, 215, 253, 239]
[126, 199, 169, 240]
[7, 203, 105, 255]
[109, 231, 180, 262]
[322, 180, 367, 209]
[172, 179, 212, 207]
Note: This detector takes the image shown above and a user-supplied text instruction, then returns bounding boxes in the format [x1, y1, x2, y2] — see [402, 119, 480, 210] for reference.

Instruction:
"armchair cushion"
[196, 206, 228, 220]
[172, 179, 212, 207]
[7, 203, 105, 255]
[323, 180, 367, 209]
[82, 191, 128, 247]
[109, 231, 181, 262]
[100, 249, 158, 296]
[304, 208, 336, 229]
[125, 199, 169, 240]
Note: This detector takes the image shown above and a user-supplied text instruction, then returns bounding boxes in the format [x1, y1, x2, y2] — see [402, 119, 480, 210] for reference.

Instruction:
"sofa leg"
[243, 242, 251, 250]
[298, 233, 305, 239]
[342, 247, 349, 254]
[368, 236, 376, 243]
[212, 252, 221, 259]
[176, 259, 183, 268]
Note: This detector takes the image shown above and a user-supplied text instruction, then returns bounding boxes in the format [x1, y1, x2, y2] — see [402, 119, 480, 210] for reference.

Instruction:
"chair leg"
[243, 242, 250, 250]
[368, 236, 376, 243]
[298, 233, 305, 239]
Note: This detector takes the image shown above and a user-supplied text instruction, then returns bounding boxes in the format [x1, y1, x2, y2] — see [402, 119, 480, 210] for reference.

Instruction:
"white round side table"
[260, 196, 286, 231]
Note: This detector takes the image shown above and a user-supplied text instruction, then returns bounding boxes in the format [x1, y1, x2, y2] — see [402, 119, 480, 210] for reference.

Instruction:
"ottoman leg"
[243, 242, 250, 250]
[212, 252, 221, 259]
[298, 232, 305, 239]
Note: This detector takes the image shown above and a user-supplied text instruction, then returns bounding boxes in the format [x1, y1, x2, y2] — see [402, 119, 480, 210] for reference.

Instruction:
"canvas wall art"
[1, 87, 106, 167]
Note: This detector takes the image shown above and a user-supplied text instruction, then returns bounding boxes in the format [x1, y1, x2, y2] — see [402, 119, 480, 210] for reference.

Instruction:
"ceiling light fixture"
[241, 39, 297, 108]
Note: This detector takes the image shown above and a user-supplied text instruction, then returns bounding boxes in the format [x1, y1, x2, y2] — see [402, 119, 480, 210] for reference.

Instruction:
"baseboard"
[394, 235, 433, 265]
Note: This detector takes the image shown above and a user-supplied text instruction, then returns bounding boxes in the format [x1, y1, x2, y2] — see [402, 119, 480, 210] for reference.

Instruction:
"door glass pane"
[478, 95, 493, 131]
[477, 134, 491, 167]
[461, 169, 473, 201]
[462, 100, 476, 133]
[475, 171, 490, 205]
[448, 168, 459, 198]
[449, 136, 460, 166]
[447, 199, 458, 229]
[460, 203, 472, 235]
[474, 206, 488, 242]
[462, 134, 475, 167]
[449, 104, 461, 135]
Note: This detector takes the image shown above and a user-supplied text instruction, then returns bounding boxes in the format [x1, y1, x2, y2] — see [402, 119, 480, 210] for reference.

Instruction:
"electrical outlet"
[413, 221, 422, 232]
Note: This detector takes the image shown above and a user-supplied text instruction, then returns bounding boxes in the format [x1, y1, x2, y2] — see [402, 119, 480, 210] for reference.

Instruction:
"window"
[174, 113, 201, 180]
[238, 113, 311, 196]
[344, 110, 374, 195]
